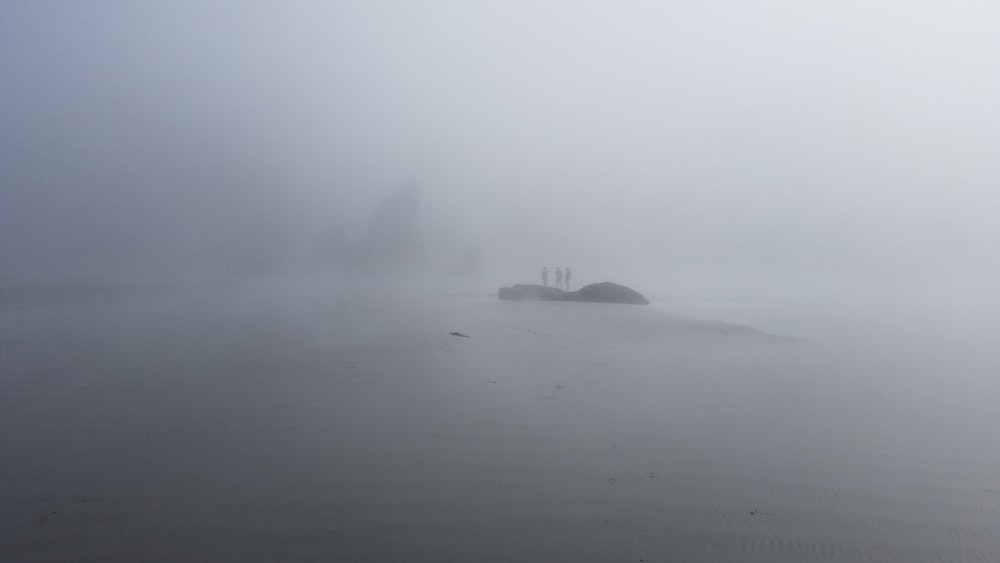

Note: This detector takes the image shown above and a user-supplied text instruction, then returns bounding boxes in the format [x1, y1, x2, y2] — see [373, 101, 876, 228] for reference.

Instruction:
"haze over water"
[3, 2, 1000, 561]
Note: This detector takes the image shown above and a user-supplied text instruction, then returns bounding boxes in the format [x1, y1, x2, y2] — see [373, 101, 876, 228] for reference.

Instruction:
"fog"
[6, 5, 1000, 560]
[3, 1, 999, 303]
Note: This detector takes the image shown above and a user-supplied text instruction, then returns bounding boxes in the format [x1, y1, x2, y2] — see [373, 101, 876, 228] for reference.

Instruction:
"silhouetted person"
[555, 267, 564, 290]
[541, 267, 550, 287]
[564, 267, 572, 290]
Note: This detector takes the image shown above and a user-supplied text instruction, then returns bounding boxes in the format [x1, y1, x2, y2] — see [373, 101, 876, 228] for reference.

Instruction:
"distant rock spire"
[356, 180, 424, 273]
[307, 180, 425, 274]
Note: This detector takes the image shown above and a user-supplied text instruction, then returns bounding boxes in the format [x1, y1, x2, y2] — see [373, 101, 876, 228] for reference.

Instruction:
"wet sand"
[2, 281, 999, 562]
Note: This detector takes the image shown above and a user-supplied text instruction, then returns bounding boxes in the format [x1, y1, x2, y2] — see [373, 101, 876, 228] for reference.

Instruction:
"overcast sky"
[2, 1, 998, 288]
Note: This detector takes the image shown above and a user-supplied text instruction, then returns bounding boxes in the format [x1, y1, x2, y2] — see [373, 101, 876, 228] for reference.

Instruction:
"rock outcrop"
[309, 180, 425, 274]
[355, 180, 424, 273]
[497, 282, 649, 305]
[497, 284, 569, 301]
[566, 282, 650, 305]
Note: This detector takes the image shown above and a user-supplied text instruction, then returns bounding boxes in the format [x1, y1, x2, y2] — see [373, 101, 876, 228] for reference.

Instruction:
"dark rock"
[497, 284, 568, 301]
[497, 281, 649, 305]
[567, 282, 650, 305]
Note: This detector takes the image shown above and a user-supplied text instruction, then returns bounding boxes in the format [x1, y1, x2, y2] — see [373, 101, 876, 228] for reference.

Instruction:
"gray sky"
[2, 1, 999, 287]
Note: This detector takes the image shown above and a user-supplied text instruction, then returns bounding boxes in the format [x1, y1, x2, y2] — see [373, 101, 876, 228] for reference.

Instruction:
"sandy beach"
[2, 280, 1000, 562]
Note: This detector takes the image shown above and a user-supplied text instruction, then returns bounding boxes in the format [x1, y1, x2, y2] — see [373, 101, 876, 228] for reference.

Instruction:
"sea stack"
[497, 282, 649, 305]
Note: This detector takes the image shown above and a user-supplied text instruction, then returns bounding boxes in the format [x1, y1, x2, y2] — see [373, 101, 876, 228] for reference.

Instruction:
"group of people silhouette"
[541, 266, 572, 290]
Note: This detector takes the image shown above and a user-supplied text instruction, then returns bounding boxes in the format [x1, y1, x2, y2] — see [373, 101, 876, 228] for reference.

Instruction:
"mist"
[4, 3, 1000, 561]
[3, 1, 998, 302]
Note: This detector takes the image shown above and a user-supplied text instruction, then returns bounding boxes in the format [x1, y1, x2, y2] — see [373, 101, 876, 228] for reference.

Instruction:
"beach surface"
[2, 279, 1000, 562]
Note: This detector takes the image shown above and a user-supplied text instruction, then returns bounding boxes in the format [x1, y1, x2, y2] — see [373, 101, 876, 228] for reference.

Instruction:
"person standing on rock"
[564, 267, 572, 290]
[541, 267, 550, 287]
[555, 267, 564, 290]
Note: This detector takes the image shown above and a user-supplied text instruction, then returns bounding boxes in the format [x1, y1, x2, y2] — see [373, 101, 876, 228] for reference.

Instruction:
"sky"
[2, 1, 999, 292]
